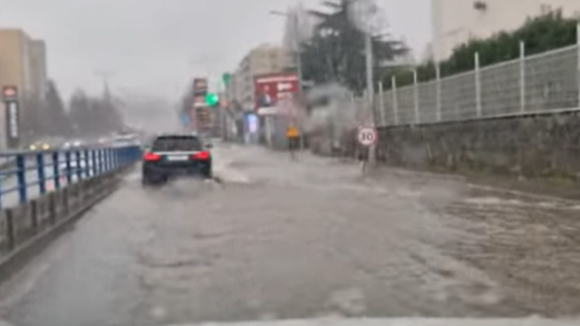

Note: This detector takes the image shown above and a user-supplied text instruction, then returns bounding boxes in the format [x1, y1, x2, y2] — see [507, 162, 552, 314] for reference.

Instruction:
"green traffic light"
[222, 73, 232, 86]
[205, 93, 219, 106]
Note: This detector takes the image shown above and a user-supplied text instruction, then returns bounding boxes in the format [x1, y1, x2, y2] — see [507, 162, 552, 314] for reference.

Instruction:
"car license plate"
[166, 155, 188, 161]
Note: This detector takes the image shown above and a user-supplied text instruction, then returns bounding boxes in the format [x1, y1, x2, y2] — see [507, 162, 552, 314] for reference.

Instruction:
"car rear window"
[152, 136, 202, 151]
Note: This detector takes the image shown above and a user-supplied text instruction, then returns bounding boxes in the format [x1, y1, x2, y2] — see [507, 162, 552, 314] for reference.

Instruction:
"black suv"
[142, 133, 212, 184]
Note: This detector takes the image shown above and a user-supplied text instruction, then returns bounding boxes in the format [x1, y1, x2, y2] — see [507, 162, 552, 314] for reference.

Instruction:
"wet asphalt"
[0, 142, 579, 326]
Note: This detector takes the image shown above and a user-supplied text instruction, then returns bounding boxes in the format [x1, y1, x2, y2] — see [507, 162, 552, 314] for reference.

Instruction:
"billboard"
[193, 78, 208, 96]
[254, 73, 299, 115]
[193, 95, 206, 108]
[2, 86, 20, 148]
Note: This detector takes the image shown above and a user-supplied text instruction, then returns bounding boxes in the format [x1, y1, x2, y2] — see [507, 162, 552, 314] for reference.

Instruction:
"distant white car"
[62, 140, 83, 149]
[112, 134, 139, 147]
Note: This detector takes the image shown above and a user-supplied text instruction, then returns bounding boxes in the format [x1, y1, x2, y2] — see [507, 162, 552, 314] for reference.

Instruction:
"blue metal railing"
[0, 145, 142, 210]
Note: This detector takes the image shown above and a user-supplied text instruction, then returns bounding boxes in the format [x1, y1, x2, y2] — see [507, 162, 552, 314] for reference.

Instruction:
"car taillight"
[192, 151, 210, 160]
[143, 152, 161, 161]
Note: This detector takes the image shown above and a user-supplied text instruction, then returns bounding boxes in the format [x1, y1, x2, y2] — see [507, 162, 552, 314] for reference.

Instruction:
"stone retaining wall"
[377, 111, 580, 180]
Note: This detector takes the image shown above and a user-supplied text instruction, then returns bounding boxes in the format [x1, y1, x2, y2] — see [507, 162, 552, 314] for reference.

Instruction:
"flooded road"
[0, 142, 579, 326]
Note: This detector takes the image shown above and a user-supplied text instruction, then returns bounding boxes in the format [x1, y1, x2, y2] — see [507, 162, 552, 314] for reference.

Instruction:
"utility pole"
[94, 70, 115, 95]
[293, 13, 306, 152]
[270, 9, 306, 151]
[364, 25, 377, 167]
[94, 70, 125, 129]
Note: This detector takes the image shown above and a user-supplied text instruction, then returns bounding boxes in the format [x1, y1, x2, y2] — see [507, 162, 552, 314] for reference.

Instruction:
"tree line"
[297, 2, 578, 92]
[20, 80, 125, 141]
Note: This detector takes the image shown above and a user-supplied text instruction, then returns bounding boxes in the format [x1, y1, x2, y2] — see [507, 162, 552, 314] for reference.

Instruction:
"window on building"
[473, 1, 487, 12]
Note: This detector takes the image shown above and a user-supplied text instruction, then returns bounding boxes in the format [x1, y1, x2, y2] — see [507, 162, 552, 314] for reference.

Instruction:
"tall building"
[0, 29, 48, 148]
[431, 0, 580, 61]
[231, 44, 293, 112]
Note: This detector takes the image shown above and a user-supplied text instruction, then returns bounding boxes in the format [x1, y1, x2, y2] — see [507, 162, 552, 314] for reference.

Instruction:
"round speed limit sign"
[357, 127, 377, 146]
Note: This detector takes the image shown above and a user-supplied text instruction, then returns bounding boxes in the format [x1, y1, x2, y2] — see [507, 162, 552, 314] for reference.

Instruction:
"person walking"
[286, 125, 300, 161]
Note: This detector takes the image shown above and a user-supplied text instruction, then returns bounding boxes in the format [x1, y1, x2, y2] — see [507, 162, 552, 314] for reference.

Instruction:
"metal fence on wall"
[372, 40, 580, 127]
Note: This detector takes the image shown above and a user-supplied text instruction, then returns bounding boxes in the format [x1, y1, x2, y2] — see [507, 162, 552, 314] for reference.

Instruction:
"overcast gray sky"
[0, 0, 430, 101]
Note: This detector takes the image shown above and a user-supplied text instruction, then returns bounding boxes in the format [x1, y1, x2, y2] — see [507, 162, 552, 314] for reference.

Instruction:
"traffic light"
[205, 93, 219, 106]
[222, 73, 232, 86]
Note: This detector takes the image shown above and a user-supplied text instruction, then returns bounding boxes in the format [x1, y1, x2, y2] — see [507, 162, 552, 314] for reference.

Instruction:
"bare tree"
[41, 80, 72, 136]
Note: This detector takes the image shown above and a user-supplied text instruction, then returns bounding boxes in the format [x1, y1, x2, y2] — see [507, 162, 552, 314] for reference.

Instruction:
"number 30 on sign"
[357, 127, 377, 146]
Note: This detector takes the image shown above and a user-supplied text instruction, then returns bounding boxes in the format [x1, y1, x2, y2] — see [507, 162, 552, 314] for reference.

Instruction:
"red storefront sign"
[254, 73, 299, 114]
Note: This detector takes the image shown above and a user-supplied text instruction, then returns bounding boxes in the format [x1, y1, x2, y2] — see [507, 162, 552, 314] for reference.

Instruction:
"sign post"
[192, 78, 210, 132]
[357, 126, 377, 173]
[2, 86, 20, 149]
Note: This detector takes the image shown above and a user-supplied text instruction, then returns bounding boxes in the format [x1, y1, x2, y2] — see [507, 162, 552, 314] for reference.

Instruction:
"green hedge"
[383, 11, 579, 89]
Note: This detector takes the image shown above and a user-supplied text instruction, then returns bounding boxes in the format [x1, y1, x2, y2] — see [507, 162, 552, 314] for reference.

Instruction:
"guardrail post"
[436, 64, 442, 122]
[97, 149, 103, 175]
[76, 150, 83, 180]
[577, 23, 580, 109]
[475, 52, 482, 117]
[113, 148, 119, 170]
[63, 188, 69, 216]
[519, 41, 526, 113]
[378, 81, 385, 126]
[103, 149, 109, 172]
[391, 76, 399, 125]
[92, 149, 98, 177]
[37, 153, 46, 195]
[107, 149, 113, 171]
[413, 69, 420, 124]
[48, 192, 56, 225]
[112, 148, 117, 170]
[31, 199, 39, 232]
[65, 151, 72, 185]
[84, 149, 90, 177]
[0, 171, 3, 210]
[52, 152, 60, 190]
[117, 148, 123, 168]
[16, 154, 27, 204]
[5, 208, 16, 251]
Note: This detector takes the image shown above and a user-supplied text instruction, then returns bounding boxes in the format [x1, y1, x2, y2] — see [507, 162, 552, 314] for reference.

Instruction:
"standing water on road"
[1, 143, 580, 326]
[1, 1, 580, 325]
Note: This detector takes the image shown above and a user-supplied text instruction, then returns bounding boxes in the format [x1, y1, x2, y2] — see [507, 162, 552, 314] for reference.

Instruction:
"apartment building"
[229, 44, 293, 112]
[431, 0, 580, 61]
[0, 29, 48, 148]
